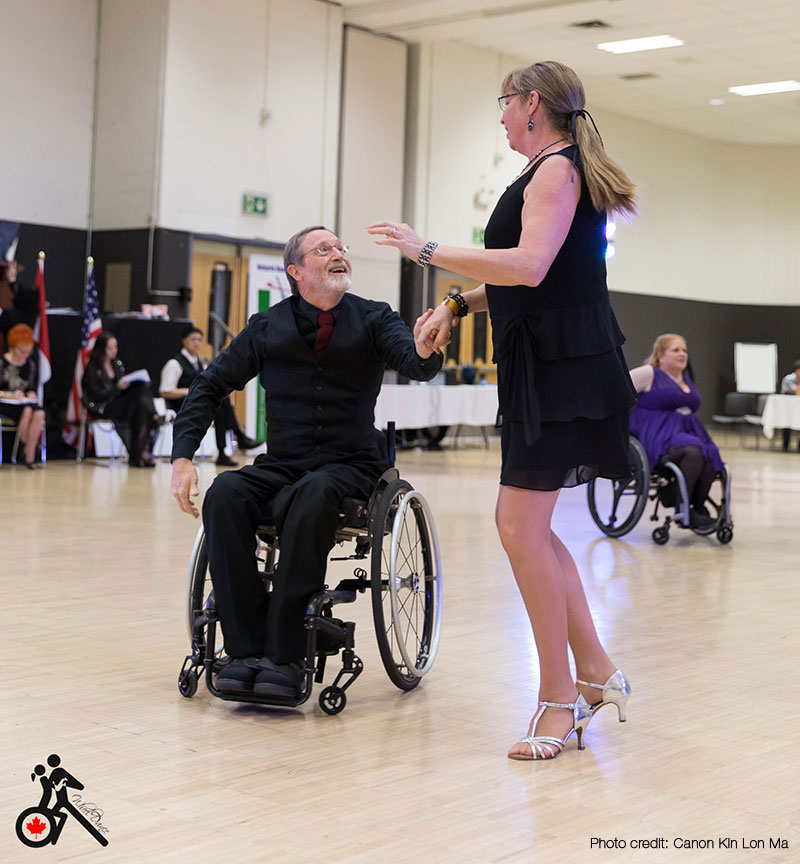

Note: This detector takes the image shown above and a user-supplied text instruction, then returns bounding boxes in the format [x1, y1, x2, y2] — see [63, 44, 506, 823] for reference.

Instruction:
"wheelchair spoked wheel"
[371, 478, 443, 691]
[184, 526, 225, 674]
[587, 437, 650, 537]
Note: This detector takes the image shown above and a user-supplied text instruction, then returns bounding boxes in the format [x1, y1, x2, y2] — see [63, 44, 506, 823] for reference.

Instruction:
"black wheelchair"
[587, 436, 733, 545]
[177, 436, 443, 715]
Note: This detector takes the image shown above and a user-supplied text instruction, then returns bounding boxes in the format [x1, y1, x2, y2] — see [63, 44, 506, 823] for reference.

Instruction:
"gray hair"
[283, 225, 328, 295]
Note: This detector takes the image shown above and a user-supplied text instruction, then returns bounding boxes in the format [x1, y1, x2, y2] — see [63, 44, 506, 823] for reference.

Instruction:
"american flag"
[63, 260, 102, 447]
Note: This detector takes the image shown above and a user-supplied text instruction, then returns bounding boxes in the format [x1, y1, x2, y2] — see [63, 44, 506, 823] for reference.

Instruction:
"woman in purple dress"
[629, 333, 723, 528]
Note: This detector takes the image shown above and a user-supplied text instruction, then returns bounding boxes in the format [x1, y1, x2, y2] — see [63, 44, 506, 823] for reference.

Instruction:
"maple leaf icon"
[25, 815, 48, 836]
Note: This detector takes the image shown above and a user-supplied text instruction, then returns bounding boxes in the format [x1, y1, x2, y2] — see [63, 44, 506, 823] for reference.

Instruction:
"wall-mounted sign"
[472, 227, 485, 245]
[242, 194, 268, 215]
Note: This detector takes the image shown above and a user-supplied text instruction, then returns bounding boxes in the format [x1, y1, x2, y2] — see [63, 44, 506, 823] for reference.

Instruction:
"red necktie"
[314, 311, 335, 358]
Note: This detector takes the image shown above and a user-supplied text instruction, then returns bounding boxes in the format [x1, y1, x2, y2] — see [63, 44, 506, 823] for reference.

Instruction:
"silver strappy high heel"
[508, 694, 592, 761]
[576, 670, 631, 721]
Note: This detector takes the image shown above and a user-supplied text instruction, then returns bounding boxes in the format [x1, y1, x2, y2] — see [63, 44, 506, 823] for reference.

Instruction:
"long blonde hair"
[646, 333, 685, 366]
[503, 61, 637, 218]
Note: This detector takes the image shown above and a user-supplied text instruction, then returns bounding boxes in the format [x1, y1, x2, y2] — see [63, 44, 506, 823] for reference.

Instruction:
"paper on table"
[119, 369, 151, 385]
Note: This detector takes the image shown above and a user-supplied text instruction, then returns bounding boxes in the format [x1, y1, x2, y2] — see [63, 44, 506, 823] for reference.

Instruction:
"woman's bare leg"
[24, 409, 45, 464]
[16, 406, 33, 460]
[550, 532, 617, 705]
[496, 485, 579, 757]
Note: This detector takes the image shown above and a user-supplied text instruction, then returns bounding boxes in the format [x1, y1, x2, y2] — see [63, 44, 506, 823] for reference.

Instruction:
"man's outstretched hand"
[171, 457, 200, 518]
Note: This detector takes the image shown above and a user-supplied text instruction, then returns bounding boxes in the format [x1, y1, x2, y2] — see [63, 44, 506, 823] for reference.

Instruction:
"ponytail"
[503, 61, 637, 218]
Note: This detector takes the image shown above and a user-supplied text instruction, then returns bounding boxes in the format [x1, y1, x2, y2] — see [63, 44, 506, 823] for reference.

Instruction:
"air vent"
[571, 20, 611, 29]
[619, 73, 658, 81]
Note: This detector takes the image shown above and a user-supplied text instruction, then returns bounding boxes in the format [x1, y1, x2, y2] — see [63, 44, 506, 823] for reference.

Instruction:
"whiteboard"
[734, 342, 777, 393]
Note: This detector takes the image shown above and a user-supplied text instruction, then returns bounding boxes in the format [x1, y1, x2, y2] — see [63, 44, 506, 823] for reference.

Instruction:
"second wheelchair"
[587, 435, 733, 545]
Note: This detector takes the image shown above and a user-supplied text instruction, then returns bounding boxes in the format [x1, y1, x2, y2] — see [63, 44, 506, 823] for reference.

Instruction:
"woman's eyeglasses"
[497, 93, 519, 110]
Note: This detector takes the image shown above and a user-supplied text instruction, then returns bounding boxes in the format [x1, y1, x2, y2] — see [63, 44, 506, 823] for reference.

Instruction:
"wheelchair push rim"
[185, 525, 225, 658]
[371, 479, 442, 689]
[587, 437, 650, 537]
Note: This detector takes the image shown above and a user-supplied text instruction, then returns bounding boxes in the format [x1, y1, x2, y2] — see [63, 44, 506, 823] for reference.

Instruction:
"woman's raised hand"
[366, 221, 424, 262]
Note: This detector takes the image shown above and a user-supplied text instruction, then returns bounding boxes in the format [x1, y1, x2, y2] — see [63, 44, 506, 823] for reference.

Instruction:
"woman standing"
[369, 61, 636, 761]
[0, 324, 45, 468]
[82, 332, 160, 467]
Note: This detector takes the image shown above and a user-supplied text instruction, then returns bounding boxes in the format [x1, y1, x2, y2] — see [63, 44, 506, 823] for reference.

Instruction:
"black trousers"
[103, 382, 157, 463]
[202, 452, 383, 664]
[213, 399, 247, 453]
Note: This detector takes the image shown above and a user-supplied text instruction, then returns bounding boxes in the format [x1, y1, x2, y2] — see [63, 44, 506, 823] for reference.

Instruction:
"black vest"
[167, 353, 203, 411]
[259, 296, 385, 461]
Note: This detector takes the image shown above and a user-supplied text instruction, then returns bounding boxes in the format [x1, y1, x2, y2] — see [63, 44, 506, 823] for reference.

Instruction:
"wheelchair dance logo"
[15, 754, 110, 848]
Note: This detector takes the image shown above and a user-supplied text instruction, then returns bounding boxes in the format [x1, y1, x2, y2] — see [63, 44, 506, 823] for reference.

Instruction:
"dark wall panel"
[90, 227, 191, 318]
[14, 222, 87, 309]
[610, 291, 800, 421]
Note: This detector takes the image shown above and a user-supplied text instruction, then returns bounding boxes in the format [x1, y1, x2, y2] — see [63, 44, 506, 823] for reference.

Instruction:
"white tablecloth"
[374, 384, 498, 430]
[761, 394, 800, 439]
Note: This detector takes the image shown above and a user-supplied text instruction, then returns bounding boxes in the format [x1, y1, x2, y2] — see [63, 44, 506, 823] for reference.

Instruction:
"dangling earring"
[528, 116, 534, 131]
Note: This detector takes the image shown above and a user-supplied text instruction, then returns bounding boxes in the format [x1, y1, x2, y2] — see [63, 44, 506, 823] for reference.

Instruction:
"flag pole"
[34, 251, 51, 462]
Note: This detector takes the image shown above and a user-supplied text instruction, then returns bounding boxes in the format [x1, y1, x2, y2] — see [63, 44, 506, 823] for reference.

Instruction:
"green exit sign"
[472, 227, 485, 245]
[242, 193, 268, 215]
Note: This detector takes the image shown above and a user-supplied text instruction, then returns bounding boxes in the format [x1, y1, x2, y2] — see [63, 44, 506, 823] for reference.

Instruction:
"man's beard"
[325, 272, 351, 293]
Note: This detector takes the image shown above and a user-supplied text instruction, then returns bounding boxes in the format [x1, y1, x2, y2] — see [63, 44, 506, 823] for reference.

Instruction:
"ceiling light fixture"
[597, 35, 684, 54]
[728, 80, 800, 96]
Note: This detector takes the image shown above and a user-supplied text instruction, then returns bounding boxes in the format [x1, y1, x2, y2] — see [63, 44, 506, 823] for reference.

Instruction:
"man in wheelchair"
[170, 226, 442, 699]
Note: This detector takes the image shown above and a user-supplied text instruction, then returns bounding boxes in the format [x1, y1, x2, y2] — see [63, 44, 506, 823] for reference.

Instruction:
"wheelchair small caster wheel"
[716, 525, 733, 544]
[178, 669, 199, 698]
[319, 686, 346, 715]
[652, 526, 669, 545]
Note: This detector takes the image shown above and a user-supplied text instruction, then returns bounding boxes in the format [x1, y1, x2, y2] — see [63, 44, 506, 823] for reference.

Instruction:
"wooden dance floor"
[1, 443, 797, 862]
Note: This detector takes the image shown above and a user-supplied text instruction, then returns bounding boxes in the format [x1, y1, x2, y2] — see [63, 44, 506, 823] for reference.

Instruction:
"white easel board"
[734, 342, 777, 393]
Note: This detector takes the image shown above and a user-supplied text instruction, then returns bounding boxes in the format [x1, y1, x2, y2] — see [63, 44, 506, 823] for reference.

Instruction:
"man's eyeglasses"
[300, 242, 350, 259]
[497, 93, 519, 111]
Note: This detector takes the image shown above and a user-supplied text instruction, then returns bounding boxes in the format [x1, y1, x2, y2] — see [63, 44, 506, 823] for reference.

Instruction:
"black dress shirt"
[172, 292, 440, 462]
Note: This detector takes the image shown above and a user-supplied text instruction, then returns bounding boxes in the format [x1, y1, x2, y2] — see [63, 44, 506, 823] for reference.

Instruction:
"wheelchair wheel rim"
[186, 525, 225, 658]
[387, 490, 442, 678]
[587, 437, 650, 537]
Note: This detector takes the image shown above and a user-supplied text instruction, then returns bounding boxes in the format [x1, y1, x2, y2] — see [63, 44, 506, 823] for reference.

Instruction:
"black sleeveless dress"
[485, 145, 636, 490]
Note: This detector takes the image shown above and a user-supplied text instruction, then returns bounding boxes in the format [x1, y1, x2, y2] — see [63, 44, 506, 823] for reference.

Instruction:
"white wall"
[407, 42, 800, 307]
[158, 0, 342, 243]
[598, 111, 800, 306]
[92, 0, 167, 230]
[338, 27, 407, 307]
[0, 0, 97, 228]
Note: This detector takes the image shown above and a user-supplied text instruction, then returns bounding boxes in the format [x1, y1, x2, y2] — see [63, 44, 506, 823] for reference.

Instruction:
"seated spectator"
[779, 359, 800, 451]
[0, 324, 45, 468]
[629, 333, 723, 528]
[82, 332, 162, 467]
[159, 325, 263, 467]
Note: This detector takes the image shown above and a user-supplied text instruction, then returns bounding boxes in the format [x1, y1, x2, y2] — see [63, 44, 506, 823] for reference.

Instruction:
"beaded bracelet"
[417, 240, 438, 268]
[442, 293, 469, 318]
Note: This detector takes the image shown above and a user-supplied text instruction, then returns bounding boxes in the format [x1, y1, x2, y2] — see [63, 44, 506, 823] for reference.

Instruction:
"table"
[374, 384, 498, 430]
[761, 394, 800, 439]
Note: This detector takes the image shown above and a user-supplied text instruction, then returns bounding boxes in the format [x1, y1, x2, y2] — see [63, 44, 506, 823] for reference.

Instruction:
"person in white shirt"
[779, 359, 800, 451]
[159, 325, 262, 467]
